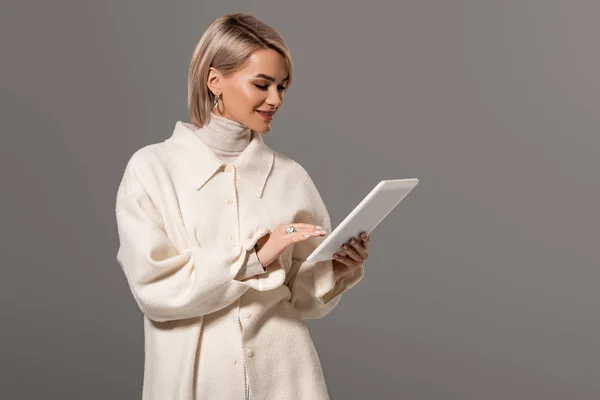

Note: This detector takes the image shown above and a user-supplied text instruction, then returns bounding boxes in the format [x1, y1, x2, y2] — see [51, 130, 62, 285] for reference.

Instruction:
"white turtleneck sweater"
[196, 112, 253, 163]
[195, 113, 266, 284]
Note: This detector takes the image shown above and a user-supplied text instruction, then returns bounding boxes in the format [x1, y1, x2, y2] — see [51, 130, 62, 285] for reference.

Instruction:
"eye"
[253, 83, 288, 92]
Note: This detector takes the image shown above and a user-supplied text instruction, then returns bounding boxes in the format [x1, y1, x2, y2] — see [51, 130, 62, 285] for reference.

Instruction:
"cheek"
[239, 85, 267, 110]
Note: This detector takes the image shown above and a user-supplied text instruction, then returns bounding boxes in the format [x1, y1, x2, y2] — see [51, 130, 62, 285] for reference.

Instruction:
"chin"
[249, 121, 271, 134]
[254, 125, 270, 134]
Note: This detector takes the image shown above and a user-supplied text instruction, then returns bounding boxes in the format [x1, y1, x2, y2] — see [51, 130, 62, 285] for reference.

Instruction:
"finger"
[291, 231, 323, 242]
[348, 237, 369, 260]
[281, 224, 326, 240]
[286, 223, 327, 232]
[332, 258, 351, 272]
[339, 242, 362, 263]
[360, 232, 370, 250]
[284, 224, 327, 235]
[333, 254, 360, 270]
[332, 253, 350, 264]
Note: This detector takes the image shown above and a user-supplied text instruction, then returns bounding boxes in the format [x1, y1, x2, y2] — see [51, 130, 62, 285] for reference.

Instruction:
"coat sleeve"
[284, 171, 364, 320]
[115, 154, 284, 323]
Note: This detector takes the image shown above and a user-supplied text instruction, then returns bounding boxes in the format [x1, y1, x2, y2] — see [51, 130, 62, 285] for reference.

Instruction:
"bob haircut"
[188, 13, 293, 127]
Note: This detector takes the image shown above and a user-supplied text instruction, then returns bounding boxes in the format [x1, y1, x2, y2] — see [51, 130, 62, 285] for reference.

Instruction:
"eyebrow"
[253, 73, 289, 83]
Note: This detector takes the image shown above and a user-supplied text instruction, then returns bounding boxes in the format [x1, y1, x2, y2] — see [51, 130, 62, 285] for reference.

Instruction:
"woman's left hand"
[331, 231, 370, 280]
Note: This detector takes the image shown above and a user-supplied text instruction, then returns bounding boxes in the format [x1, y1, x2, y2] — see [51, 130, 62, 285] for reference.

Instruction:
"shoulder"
[124, 140, 177, 177]
[119, 140, 179, 197]
[271, 150, 316, 187]
[128, 139, 170, 165]
[270, 150, 327, 210]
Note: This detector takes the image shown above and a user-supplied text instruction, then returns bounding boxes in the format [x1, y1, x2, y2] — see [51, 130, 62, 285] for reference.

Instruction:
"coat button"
[227, 236, 234, 241]
[243, 311, 251, 318]
[224, 165, 235, 173]
[246, 349, 254, 357]
[226, 199, 234, 205]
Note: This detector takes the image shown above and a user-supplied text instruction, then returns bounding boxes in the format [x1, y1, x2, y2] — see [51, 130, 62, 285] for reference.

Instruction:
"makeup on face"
[218, 49, 290, 133]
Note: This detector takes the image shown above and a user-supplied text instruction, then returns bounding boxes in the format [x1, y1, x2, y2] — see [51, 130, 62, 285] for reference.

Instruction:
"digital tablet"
[306, 178, 419, 263]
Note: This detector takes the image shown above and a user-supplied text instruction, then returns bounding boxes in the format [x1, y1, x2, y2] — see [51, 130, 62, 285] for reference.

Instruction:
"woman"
[115, 13, 370, 400]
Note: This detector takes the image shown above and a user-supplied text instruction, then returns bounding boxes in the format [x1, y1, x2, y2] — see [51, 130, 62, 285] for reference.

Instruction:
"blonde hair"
[187, 13, 293, 127]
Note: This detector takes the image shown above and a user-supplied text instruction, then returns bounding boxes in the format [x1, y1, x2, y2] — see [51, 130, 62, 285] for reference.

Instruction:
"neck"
[197, 112, 252, 152]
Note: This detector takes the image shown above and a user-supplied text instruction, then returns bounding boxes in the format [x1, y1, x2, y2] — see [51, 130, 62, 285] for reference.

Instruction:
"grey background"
[1, 1, 598, 399]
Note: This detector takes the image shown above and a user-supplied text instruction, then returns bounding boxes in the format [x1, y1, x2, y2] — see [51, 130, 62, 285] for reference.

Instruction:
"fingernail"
[316, 226, 323, 230]
[304, 234, 310, 237]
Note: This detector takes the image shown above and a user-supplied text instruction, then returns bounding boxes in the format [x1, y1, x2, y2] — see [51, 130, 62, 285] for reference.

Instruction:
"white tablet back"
[306, 178, 419, 263]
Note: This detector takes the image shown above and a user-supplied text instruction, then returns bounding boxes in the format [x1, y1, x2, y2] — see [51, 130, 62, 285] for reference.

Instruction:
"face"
[207, 48, 289, 133]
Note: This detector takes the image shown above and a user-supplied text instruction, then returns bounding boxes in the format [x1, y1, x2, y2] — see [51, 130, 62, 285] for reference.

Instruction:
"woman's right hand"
[255, 223, 327, 267]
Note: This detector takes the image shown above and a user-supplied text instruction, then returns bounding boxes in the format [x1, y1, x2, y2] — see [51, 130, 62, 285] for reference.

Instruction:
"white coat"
[115, 121, 364, 399]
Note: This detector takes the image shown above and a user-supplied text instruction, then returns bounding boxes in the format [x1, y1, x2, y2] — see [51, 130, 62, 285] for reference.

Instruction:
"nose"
[266, 89, 283, 109]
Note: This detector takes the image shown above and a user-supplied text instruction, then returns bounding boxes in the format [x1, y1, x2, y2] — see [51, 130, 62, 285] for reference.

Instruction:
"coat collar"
[166, 121, 274, 198]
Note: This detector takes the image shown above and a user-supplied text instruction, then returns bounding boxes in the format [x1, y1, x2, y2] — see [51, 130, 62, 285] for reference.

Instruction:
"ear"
[207, 67, 222, 96]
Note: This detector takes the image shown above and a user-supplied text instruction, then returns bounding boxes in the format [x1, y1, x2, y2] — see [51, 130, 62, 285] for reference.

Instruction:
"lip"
[256, 110, 274, 121]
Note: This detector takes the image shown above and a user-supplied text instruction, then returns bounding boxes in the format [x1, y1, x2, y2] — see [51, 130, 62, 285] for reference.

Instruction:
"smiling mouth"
[257, 110, 275, 119]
